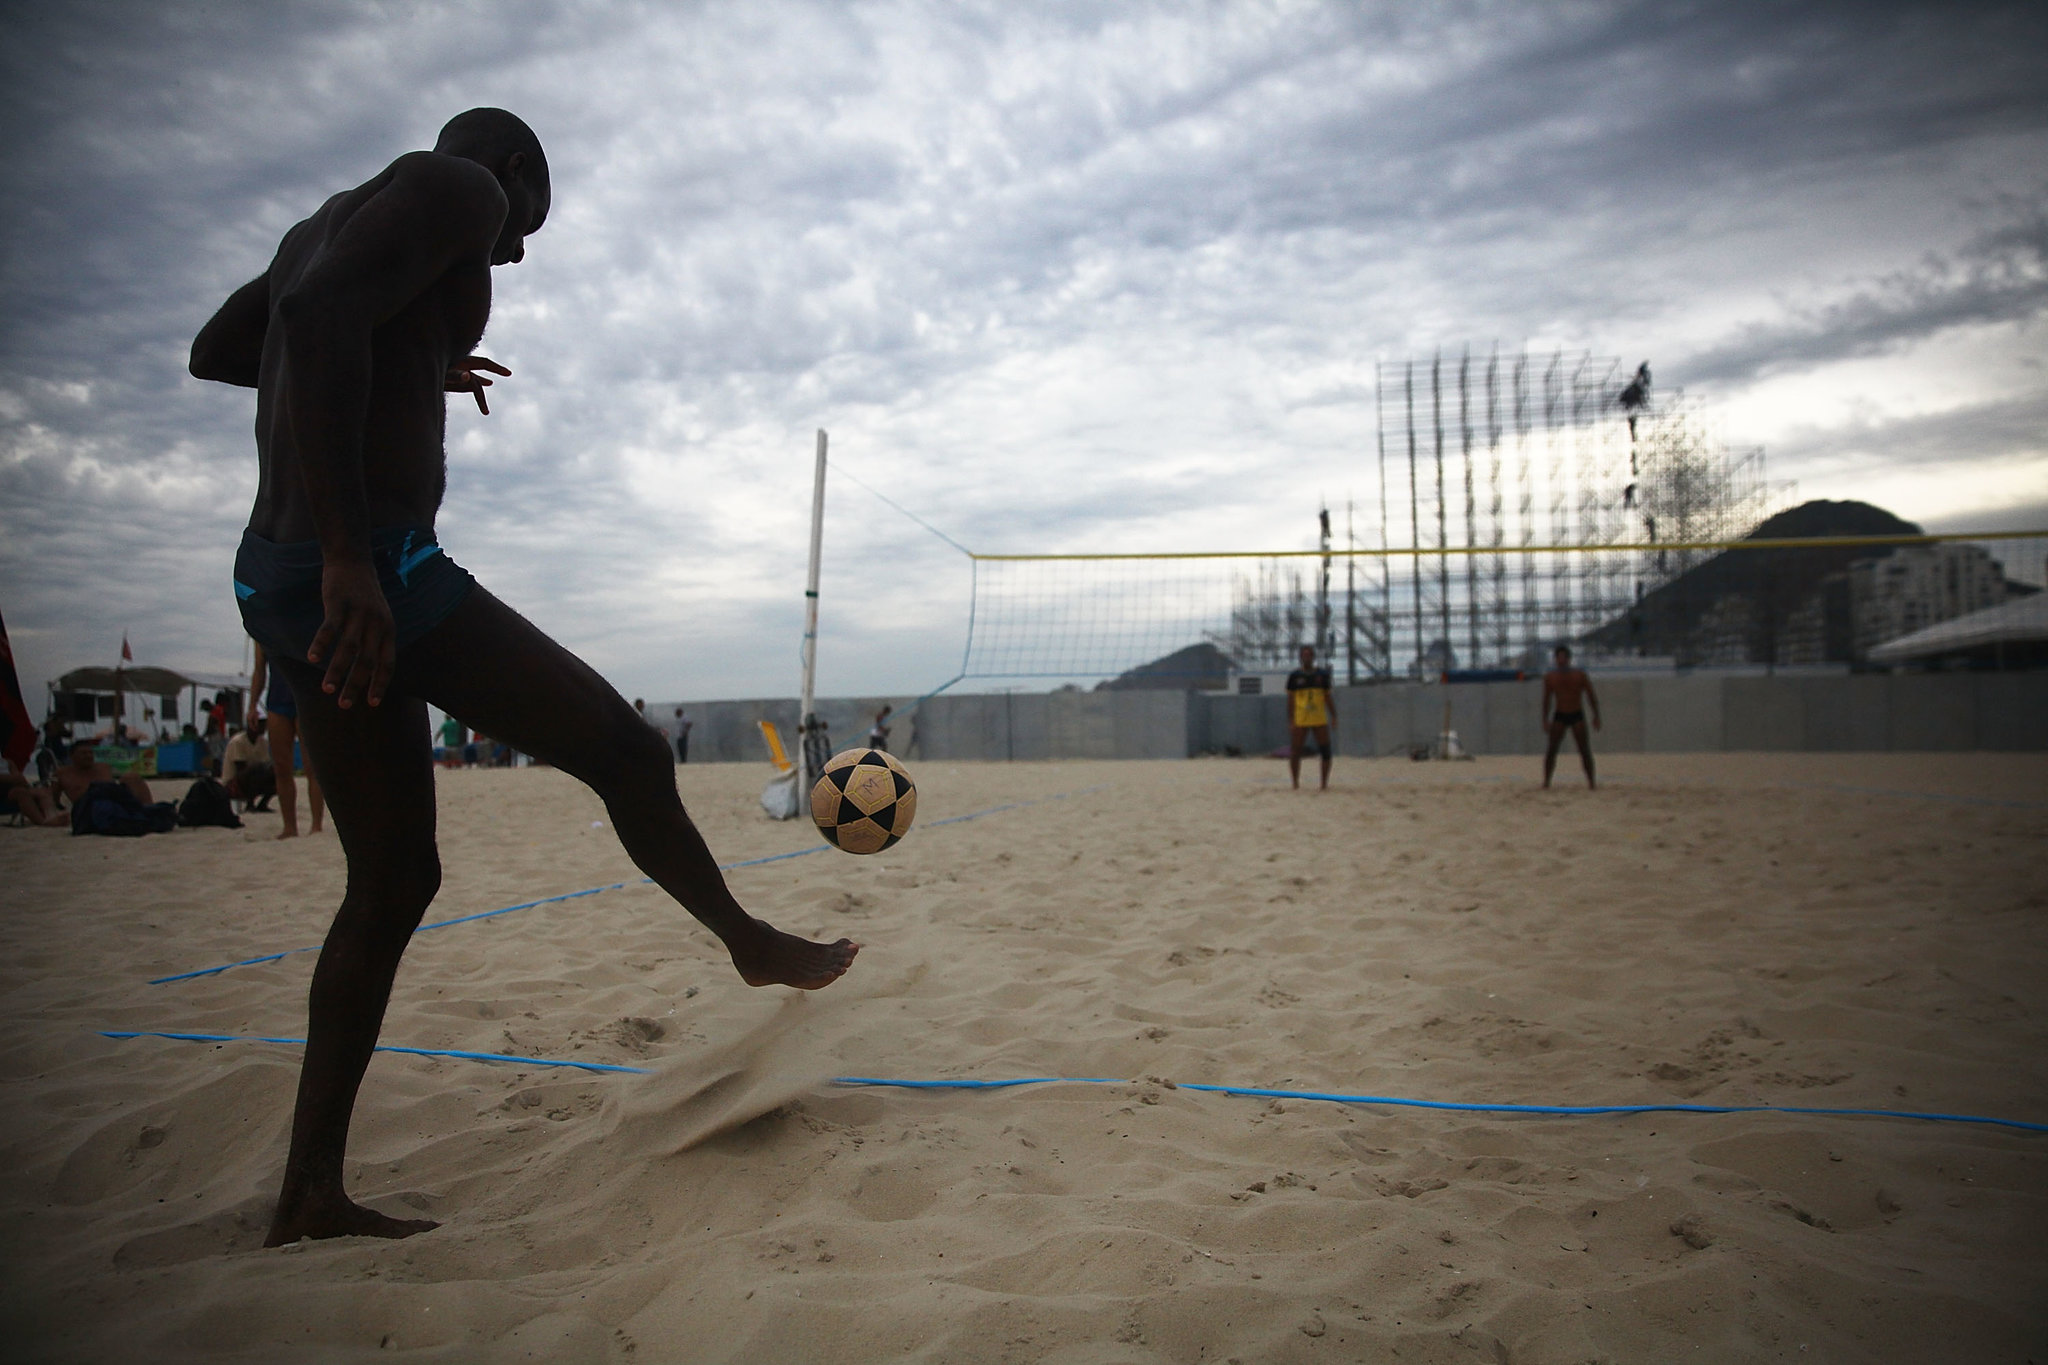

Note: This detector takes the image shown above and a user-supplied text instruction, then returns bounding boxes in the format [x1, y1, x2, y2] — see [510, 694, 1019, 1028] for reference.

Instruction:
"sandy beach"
[1, 752, 2043, 1363]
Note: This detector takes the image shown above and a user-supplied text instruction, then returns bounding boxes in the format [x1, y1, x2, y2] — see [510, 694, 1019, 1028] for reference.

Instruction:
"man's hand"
[1593, 715, 1602, 731]
[308, 559, 397, 709]
[445, 355, 511, 414]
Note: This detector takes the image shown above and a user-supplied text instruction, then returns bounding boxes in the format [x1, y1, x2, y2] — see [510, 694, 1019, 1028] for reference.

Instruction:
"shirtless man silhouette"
[190, 109, 858, 1246]
[1540, 645, 1601, 790]
[55, 739, 153, 806]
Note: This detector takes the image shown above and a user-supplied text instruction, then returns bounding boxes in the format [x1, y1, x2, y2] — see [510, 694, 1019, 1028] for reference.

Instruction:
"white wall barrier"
[650, 672, 2048, 764]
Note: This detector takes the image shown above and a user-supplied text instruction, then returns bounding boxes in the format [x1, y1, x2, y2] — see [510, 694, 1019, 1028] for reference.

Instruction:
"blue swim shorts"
[264, 668, 297, 721]
[234, 525, 476, 667]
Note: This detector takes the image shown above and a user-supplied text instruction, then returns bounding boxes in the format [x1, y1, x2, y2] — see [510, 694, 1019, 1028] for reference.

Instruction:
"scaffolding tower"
[1348, 349, 1778, 676]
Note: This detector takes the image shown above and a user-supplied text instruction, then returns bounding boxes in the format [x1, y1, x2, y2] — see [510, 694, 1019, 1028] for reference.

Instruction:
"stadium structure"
[1208, 349, 2041, 683]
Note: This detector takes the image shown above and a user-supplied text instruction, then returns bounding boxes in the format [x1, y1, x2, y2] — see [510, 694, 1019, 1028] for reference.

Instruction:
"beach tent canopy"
[1867, 593, 2048, 664]
[54, 665, 208, 696]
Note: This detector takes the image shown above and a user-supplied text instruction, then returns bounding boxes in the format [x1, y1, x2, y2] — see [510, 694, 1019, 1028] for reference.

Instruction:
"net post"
[799, 430, 828, 792]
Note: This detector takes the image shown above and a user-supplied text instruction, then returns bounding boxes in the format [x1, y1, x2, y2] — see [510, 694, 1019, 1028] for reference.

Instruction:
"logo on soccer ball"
[810, 748, 917, 854]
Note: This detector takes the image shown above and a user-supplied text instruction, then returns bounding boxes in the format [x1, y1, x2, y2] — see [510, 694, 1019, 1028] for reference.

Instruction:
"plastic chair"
[758, 721, 795, 773]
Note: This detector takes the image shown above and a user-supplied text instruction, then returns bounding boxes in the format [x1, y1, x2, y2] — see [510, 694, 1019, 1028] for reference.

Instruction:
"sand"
[1, 752, 2044, 1363]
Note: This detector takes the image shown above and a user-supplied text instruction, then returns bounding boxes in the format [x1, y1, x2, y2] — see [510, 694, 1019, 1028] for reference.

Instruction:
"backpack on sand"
[177, 775, 243, 830]
[71, 781, 180, 837]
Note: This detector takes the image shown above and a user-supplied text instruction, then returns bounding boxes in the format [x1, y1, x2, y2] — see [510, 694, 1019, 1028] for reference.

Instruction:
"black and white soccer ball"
[809, 747, 917, 854]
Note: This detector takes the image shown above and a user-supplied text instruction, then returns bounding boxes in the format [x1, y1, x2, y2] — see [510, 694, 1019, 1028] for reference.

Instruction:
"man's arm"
[275, 153, 510, 708]
[1583, 674, 1601, 729]
[190, 274, 271, 387]
[1539, 674, 1555, 723]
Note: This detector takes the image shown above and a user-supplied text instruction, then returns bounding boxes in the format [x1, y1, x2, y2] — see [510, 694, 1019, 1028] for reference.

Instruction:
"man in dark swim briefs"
[1540, 644, 1601, 790]
[190, 108, 858, 1246]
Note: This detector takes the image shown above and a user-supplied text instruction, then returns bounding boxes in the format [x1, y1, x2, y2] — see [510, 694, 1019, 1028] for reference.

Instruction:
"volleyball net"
[940, 530, 2048, 690]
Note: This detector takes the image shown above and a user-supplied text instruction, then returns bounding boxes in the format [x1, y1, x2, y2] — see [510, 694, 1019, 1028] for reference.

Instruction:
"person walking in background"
[438, 712, 465, 767]
[204, 691, 231, 777]
[252, 641, 324, 838]
[673, 706, 691, 763]
[868, 704, 892, 754]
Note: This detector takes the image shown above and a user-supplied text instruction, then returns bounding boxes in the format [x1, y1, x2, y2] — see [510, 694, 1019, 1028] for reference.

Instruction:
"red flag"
[121, 633, 133, 663]
[0, 610, 33, 773]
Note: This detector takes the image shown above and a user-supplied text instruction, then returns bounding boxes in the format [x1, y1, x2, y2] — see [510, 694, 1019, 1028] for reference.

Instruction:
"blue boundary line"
[832, 1076, 2047, 1134]
[91, 1034, 2045, 1133]
[99, 1030, 649, 1074]
[149, 785, 1109, 986]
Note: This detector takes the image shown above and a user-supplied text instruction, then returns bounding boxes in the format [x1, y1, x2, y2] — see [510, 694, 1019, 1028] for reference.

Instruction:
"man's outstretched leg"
[265, 660, 443, 1245]
[1572, 721, 1596, 790]
[1542, 724, 1563, 788]
[406, 588, 858, 989]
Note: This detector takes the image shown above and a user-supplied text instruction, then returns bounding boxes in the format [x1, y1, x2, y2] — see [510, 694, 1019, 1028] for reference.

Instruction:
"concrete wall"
[646, 695, 921, 765]
[655, 671, 2048, 763]
[909, 689, 1198, 761]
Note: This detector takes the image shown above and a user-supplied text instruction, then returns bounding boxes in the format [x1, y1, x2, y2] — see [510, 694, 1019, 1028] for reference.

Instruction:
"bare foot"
[276, 826, 299, 841]
[728, 918, 860, 989]
[265, 1190, 438, 1246]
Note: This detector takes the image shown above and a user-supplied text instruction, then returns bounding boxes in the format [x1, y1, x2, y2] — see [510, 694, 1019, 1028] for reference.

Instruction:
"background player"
[1541, 644, 1601, 789]
[1286, 644, 1333, 790]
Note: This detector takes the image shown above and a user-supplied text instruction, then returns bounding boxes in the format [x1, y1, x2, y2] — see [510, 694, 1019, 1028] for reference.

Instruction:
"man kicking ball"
[190, 108, 858, 1245]
[1540, 645, 1601, 789]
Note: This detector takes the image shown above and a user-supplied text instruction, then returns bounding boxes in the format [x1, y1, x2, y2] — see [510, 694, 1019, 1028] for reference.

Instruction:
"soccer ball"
[810, 748, 917, 855]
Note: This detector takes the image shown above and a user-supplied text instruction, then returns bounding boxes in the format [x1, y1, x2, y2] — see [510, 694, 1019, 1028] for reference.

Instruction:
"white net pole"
[799, 429, 827, 791]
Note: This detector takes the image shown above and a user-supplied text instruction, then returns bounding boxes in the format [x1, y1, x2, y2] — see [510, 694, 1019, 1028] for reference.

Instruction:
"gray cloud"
[1678, 203, 2048, 386]
[3, 1, 2045, 702]
[1762, 386, 2048, 473]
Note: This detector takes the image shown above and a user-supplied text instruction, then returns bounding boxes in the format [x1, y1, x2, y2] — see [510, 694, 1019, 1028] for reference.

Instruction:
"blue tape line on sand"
[92, 1036, 2047, 1134]
[149, 786, 1107, 986]
[830, 1076, 2048, 1135]
[100, 1031, 648, 1074]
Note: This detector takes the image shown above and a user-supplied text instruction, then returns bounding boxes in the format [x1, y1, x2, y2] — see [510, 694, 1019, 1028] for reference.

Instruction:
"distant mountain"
[1748, 500, 1921, 543]
[1585, 499, 1920, 665]
[1096, 642, 1237, 691]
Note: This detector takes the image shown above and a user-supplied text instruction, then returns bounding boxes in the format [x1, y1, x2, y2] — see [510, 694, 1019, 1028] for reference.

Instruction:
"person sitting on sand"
[1286, 644, 1334, 790]
[2, 761, 67, 827]
[1541, 645, 1601, 790]
[221, 719, 276, 811]
[189, 106, 858, 1247]
[54, 740, 154, 807]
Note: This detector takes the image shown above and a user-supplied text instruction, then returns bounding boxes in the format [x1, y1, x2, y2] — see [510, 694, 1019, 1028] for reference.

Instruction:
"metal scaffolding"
[1352, 349, 1778, 677]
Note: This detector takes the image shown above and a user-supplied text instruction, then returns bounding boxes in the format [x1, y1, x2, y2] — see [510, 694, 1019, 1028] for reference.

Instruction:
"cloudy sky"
[3, 0, 2044, 705]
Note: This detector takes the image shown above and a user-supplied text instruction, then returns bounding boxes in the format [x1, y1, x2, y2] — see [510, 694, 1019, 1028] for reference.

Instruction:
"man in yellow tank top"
[1286, 644, 1334, 790]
